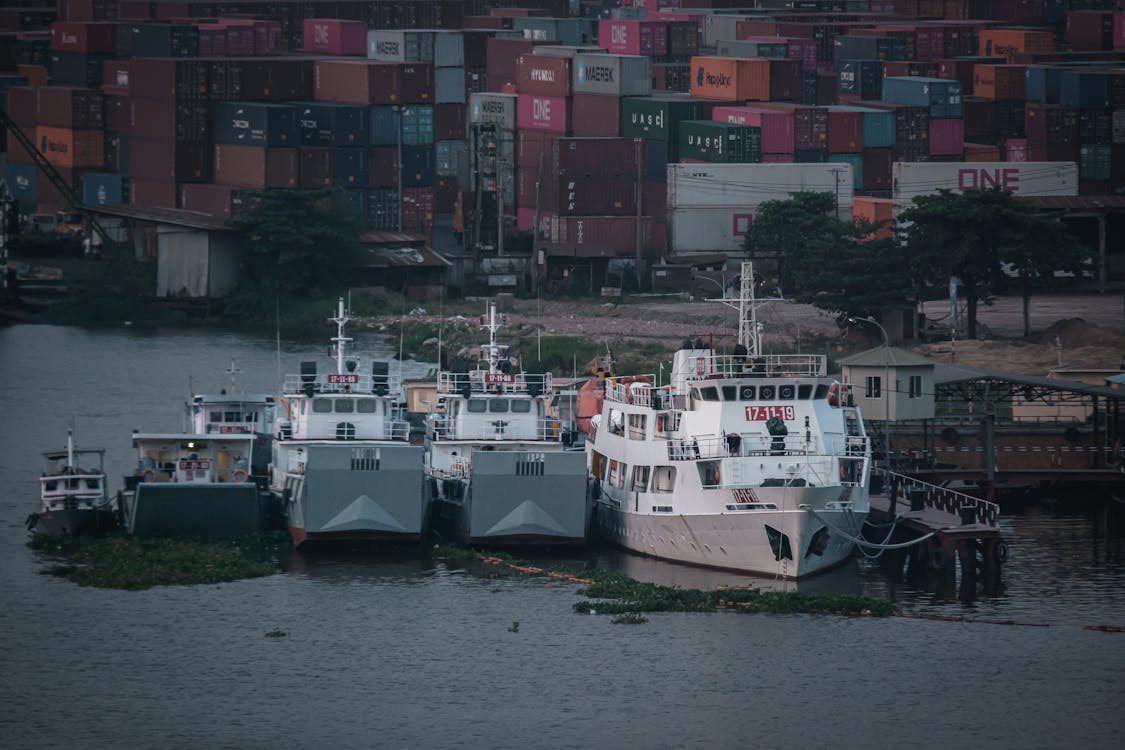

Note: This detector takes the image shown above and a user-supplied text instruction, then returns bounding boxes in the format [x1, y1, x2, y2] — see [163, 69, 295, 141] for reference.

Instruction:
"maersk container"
[369, 105, 400, 145]
[828, 153, 862, 189]
[296, 102, 367, 147]
[512, 17, 594, 46]
[830, 105, 895, 148]
[891, 161, 1079, 207]
[716, 40, 788, 59]
[572, 53, 651, 97]
[81, 172, 128, 205]
[368, 30, 435, 63]
[622, 94, 704, 144]
[435, 67, 466, 104]
[882, 77, 963, 118]
[469, 92, 517, 131]
[678, 121, 762, 163]
[214, 102, 297, 147]
[400, 105, 434, 145]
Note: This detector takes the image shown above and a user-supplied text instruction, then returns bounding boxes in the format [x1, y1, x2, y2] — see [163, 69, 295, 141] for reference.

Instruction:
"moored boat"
[424, 303, 589, 546]
[585, 262, 872, 579]
[28, 428, 116, 536]
[269, 298, 426, 547]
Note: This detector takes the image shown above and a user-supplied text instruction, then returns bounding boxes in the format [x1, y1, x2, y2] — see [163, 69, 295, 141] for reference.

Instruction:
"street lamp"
[848, 315, 891, 470]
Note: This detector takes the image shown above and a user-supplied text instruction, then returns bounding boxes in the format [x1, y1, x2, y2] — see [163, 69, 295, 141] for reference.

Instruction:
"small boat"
[269, 298, 426, 547]
[28, 428, 116, 536]
[585, 262, 872, 579]
[119, 363, 276, 539]
[425, 302, 589, 546]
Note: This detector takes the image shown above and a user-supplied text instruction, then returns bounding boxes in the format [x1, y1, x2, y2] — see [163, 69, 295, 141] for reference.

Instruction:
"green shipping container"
[678, 120, 762, 163]
[622, 96, 702, 146]
[400, 105, 434, 146]
[831, 105, 895, 148]
[1079, 145, 1111, 180]
[828, 153, 863, 190]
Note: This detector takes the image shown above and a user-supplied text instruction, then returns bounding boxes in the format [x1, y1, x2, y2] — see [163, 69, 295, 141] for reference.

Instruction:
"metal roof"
[931, 362, 1122, 400]
[1021, 196, 1125, 212]
[839, 346, 935, 367]
[84, 203, 230, 231]
[359, 230, 428, 245]
[359, 246, 451, 268]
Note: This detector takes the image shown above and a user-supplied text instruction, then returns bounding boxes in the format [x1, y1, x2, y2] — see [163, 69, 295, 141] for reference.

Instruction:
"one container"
[892, 161, 1078, 207]
[213, 101, 297, 147]
[597, 19, 669, 57]
[572, 53, 652, 97]
[302, 19, 367, 56]
[517, 93, 570, 133]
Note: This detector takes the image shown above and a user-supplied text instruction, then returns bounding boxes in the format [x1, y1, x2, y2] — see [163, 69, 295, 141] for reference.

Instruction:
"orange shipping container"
[972, 64, 1026, 100]
[978, 29, 1054, 61]
[853, 196, 894, 241]
[17, 64, 48, 87]
[690, 56, 771, 102]
[34, 126, 104, 168]
[964, 143, 1001, 162]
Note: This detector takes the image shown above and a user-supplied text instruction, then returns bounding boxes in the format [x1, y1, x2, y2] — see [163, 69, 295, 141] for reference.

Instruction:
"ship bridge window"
[699, 386, 719, 401]
[356, 399, 376, 413]
[608, 460, 628, 488]
[336, 422, 356, 440]
[335, 399, 355, 413]
[739, 385, 755, 400]
[312, 398, 333, 413]
[814, 384, 829, 400]
[778, 384, 796, 400]
[489, 399, 510, 413]
[467, 399, 487, 413]
[721, 385, 738, 401]
[798, 384, 813, 399]
[652, 465, 675, 493]
[510, 400, 531, 413]
[210, 410, 222, 423]
[224, 411, 241, 422]
[758, 385, 775, 400]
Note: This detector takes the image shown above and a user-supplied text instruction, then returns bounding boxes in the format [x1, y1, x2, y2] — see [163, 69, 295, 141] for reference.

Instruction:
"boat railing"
[685, 353, 827, 379]
[430, 462, 471, 481]
[436, 370, 552, 396]
[874, 468, 1001, 528]
[430, 416, 563, 442]
[667, 433, 868, 461]
[282, 372, 397, 395]
[603, 376, 661, 407]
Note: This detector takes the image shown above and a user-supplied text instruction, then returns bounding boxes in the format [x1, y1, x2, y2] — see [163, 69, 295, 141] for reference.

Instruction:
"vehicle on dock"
[28, 428, 116, 536]
[424, 302, 590, 546]
[585, 262, 872, 579]
[269, 298, 426, 547]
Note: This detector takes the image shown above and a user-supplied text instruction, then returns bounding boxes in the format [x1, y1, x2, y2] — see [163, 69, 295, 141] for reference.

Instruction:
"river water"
[1, 325, 1123, 750]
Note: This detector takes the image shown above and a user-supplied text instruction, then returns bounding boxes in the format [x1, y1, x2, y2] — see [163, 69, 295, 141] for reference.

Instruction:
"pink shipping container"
[222, 20, 255, 56]
[130, 180, 178, 210]
[50, 22, 115, 54]
[761, 152, 795, 163]
[570, 94, 621, 137]
[929, 118, 965, 155]
[214, 144, 298, 189]
[517, 94, 571, 133]
[597, 20, 669, 57]
[302, 18, 367, 56]
[710, 106, 795, 153]
[516, 207, 553, 235]
[516, 54, 570, 97]
[552, 137, 639, 176]
[826, 108, 863, 153]
[545, 215, 665, 257]
[197, 25, 227, 57]
[1003, 138, 1029, 162]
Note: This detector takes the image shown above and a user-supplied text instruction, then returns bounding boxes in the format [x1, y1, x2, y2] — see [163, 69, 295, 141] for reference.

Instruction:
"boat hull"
[431, 450, 590, 546]
[124, 483, 269, 539]
[593, 488, 868, 579]
[283, 443, 427, 547]
[28, 508, 118, 536]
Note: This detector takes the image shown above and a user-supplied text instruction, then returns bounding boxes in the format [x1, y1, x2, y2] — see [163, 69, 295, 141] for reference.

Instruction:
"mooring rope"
[808, 508, 935, 551]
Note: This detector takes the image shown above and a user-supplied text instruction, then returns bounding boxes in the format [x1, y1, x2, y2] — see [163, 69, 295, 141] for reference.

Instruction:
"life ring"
[141, 467, 157, 483]
[827, 382, 841, 407]
[994, 541, 1009, 564]
[231, 468, 249, 483]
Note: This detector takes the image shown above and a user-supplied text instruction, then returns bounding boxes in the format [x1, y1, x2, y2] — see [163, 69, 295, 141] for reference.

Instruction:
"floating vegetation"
[264, 629, 289, 638]
[28, 531, 291, 590]
[611, 613, 648, 625]
[430, 543, 896, 621]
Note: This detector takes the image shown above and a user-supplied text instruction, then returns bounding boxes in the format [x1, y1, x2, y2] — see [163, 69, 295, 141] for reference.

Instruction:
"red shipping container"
[400, 64, 435, 104]
[401, 186, 435, 232]
[368, 146, 399, 188]
[1068, 11, 1116, 52]
[129, 59, 209, 100]
[314, 60, 404, 105]
[434, 176, 458, 213]
[1003, 138, 1028, 162]
[1115, 14, 1125, 51]
[130, 138, 210, 182]
[598, 20, 669, 57]
[130, 180, 178, 211]
[50, 22, 115, 54]
[517, 94, 571, 133]
[938, 58, 976, 95]
[570, 94, 621, 137]
[435, 104, 466, 140]
[545, 215, 664, 257]
[302, 18, 366, 56]
[964, 143, 1002, 162]
[963, 97, 996, 138]
[515, 54, 570, 97]
[213, 144, 297, 189]
[464, 16, 508, 31]
[34, 126, 104, 168]
[181, 183, 235, 219]
[17, 64, 49, 88]
[518, 131, 559, 166]
[6, 87, 37, 127]
[826, 108, 863, 153]
[36, 86, 103, 129]
[972, 64, 1026, 100]
[102, 60, 130, 94]
[487, 38, 543, 91]
[928, 118, 964, 155]
[862, 148, 894, 190]
[552, 138, 639, 176]
[298, 147, 332, 188]
[711, 106, 795, 154]
[550, 175, 637, 216]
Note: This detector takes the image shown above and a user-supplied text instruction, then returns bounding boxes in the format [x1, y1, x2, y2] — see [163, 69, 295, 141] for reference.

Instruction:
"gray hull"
[434, 451, 590, 546]
[125, 484, 268, 539]
[28, 508, 118, 537]
[286, 443, 427, 546]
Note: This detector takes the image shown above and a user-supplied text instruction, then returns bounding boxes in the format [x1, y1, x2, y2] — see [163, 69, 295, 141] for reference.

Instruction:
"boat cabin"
[131, 433, 255, 485]
[276, 359, 410, 442]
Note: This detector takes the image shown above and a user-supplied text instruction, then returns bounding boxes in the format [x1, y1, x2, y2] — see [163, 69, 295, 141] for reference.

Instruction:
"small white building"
[839, 347, 936, 423]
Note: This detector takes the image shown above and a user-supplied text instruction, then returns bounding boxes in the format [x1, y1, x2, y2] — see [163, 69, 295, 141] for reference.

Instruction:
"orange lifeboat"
[576, 378, 605, 434]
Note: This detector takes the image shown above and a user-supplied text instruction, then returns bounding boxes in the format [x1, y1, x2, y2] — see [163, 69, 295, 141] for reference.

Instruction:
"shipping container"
[544, 215, 664, 257]
[435, 67, 466, 104]
[1058, 69, 1123, 110]
[711, 106, 795, 154]
[80, 171, 127, 205]
[963, 96, 996, 139]
[678, 120, 762, 163]
[597, 19, 669, 57]
[368, 30, 434, 63]
[368, 146, 398, 188]
[129, 58, 208, 99]
[832, 105, 896, 148]
[516, 53, 570, 97]
[331, 147, 367, 187]
[882, 76, 963, 118]
[130, 24, 198, 58]
[552, 137, 639, 176]
[298, 147, 332, 189]
[690, 56, 801, 102]
[862, 147, 894, 191]
[622, 94, 706, 144]
[469, 92, 517, 130]
[4, 162, 37, 206]
[130, 137, 210, 182]
[548, 175, 637, 216]
[213, 101, 296, 147]
[996, 100, 1026, 138]
[517, 93, 570, 133]
[400, 105, 435, 145]
[369, 105, 400, 146]
[208, 58, 313, 102]
[979, 29, 1054, 61]
[1078, 144, 1112, 179]
[127, 96, 211, 143]
[892, 161, 1079, 208]
[739, 34, 818, 73]
[303, 19, 367, 56]
[1079, 110, 1114, 145]
[436, 139, 466, 177]
[829, 153, 862, 190]
[973, 64, 1026, 100]
[512, 17, 593, 46]
[36, 85, 103, 129]
[50, 22, 115, 54]
[965, 142, 1002, 162]
[129, 179, 177, 210]
[833, 35, 907, 70]
[297, 102, 367, 147]
[212, 144, 296, 188]
[179, 183, 263, 221]
[838, 60, 883, 98]
[314, 60, 428, 105]
[48, 51, 112, 86]
[717, 40, 788, 61]
[572, 53, 652, 97]
[929, 118, 965, 155]
[34, 125, 103, 168]
[435, 103, 466, 140]
[570, 94, 621, 137]
[853, 195, 894, 239]
[401, 145, 435, 187]
[826, 107, 863, 153]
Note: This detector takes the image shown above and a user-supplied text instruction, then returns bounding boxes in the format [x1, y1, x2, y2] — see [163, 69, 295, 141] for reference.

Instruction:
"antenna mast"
[330, 297, 352, 375]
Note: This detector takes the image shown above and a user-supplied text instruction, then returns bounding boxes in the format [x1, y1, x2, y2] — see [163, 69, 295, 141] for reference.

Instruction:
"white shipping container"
[469, 92, 517, 131]
[572, 53, 652, 97]
[702, 14, 755, 48]
[892, 161, 1079, 208]
[667, 163, 854, 211]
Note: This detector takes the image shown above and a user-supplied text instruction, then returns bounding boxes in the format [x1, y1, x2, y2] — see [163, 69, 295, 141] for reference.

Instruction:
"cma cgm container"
[891, 161, 1079, 208]
[667, 163, 854, 252]
[597, 19, 669, 56]
[882, 77, 963, 118]
[690, 56, 801, 102]
[678, 121, 762, 163]
[302, 19, 367, 56]
[572, 53, 651, 97]
[517, 94, 570, 133]
[213, 102, 297, 147]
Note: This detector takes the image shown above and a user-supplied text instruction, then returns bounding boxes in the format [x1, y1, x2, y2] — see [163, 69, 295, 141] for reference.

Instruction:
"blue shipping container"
[400, 146, 435, 187]
[828, 153, 862, 190]
[48, 52, 112, 87]
[131, 24, 199, 58]
[81, 172, 128, 205]
[295, 102, 368, 147]
[1058, 70, 1115, 111]
[400, 105, 434, 146]
[435, 67, 466, 104]
[369, 105, 400, 146]
[214, 102, 298, 147]
[4, 163, 38, 207]
[882, 77, 963, 119]
[330, 148, 368, 187]
[830, 105, 895, 148]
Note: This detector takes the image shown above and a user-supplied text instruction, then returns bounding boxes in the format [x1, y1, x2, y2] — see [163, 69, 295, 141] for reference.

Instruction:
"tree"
[898, 188, 1085, 339]
[227, 188, 365, 311]
[742, 191, 912, 318]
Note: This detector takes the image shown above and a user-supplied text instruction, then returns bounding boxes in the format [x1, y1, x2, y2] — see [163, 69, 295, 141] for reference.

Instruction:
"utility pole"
[497, 155, 505, 257]
[471, 123, 483, 259]
[396, 105, 404, 232]
[532, 137, 545, 282]
[634, 137, 643, 291]
[829, 167, 845, 220]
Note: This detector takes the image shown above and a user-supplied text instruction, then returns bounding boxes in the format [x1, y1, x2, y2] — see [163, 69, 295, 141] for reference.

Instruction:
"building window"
[909, 375, 923, 399]
[865, 376, 881, 399]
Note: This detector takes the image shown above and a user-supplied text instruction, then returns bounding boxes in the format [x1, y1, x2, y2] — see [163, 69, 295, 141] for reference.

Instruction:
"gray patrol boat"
[425, 303, 589, 546]
[270, 298, 426, 547]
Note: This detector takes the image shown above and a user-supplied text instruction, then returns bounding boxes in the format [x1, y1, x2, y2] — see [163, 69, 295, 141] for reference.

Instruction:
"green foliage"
[39, 253, 169, 325]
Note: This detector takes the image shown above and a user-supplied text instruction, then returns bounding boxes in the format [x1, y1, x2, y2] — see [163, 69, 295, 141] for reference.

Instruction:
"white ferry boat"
[425, 303, 589, 546]
[585, 263, 871, 579]
[270, 298, 425, 547]
[28, 428, 115, 536]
